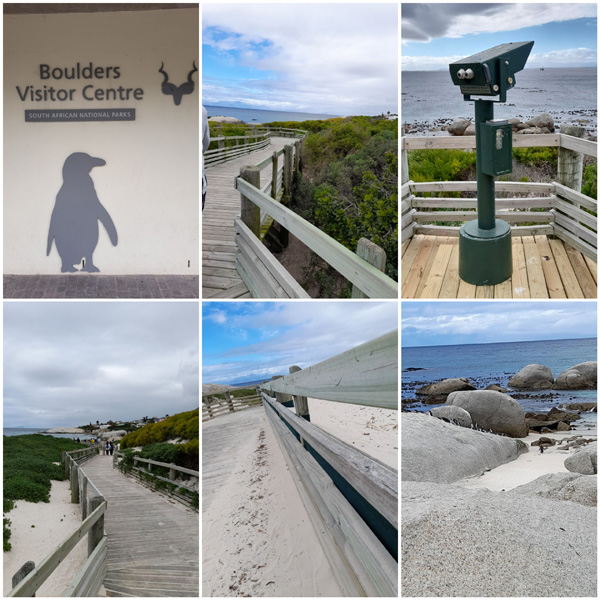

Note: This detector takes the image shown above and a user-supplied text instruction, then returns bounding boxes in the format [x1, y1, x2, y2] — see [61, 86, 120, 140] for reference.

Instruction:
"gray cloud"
[4, 302, 199, 428]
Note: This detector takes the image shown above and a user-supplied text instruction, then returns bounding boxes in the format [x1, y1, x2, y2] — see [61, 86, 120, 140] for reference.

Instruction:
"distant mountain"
[231, 377, 281, 388]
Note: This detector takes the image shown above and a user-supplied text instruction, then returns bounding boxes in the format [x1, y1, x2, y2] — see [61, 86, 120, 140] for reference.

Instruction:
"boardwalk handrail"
[236, 177, 398, 298]
[114, 450, 199, 509]
[205, 127, 307, 167]
[260, 330, 398, 596]
[202, 389, 262, 421]
[9, 448, 107, 597]
[261, 330, 398, 409]
[401, 133, 598, 261]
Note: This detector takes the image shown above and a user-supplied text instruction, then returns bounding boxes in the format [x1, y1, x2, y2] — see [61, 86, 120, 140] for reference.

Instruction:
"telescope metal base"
[459, 219, 512, 286]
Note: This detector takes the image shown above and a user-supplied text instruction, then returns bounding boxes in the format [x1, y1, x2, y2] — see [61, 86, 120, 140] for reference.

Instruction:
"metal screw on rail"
[449, 41, 534, 285]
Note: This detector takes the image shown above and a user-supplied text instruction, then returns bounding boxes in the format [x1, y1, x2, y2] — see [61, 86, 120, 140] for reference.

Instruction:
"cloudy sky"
[203, 301, 398, 385]
[203, 3, 398, 115]
[4, 302, 199, 428]
[402, 3, 597, 70]
[402, 301, 597, 347]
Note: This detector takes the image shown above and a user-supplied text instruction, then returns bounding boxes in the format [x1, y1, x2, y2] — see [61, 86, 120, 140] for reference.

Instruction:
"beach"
[203, 398, 398, 596]
[202, 407, 343, 597]
[3, 479, 90, 597]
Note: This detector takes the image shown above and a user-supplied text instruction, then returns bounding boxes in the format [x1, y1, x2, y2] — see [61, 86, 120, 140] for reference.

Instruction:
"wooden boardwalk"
[402, 234, 597, 299]
[202, 137, 291, 299]
[202, 406, 265, 512]
[83, 455, 199, 597]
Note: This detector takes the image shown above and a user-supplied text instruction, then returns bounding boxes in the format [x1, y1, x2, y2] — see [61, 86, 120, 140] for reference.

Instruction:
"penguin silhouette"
[47, 152, 118, 273]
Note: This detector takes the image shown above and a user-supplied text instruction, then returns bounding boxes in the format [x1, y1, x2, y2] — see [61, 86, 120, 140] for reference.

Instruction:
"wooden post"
[12, 561, 35, 594]
[218, 136, 224, 150]
[87, 497, 104, 557]
[290, 365, 310, 420]
[401, 129, 409, 185]
[271, 152, 278, 200]
[225, 390, 234, 412]
[272, 376, 284, 403]
[205, 399, 213, 419]
[240, 166, 261, 238]
[558, 125, 585, 192]
[283, 145, 293, 202]
[81, 476, 88, 519]
[64, 454, 70, 478]
[293, 140, 300, 173]
[70, 464, 79, 504]
[351, 238, 387, 298]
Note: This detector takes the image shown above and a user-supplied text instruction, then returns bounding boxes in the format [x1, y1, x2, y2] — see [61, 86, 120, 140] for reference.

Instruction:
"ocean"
[402, 337, 597, 422]
[3, 427, 93, 439]
[204, 105, 342, 124]
[402, 67, 597, 135]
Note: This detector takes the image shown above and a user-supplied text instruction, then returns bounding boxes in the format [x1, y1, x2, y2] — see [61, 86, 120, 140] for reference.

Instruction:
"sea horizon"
[205, 104, 353, 124]
[4, 426, 93, 439]
[403, 336, 596, 350]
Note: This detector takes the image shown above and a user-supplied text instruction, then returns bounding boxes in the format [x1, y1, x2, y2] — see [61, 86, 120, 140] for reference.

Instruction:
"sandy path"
[457, 428, 598, 492]
[202, 407, 342, 597]
[3, 479, 88, 596]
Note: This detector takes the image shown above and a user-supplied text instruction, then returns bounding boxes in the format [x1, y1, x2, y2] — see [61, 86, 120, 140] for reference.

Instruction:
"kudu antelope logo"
[158, 61, 198, 106]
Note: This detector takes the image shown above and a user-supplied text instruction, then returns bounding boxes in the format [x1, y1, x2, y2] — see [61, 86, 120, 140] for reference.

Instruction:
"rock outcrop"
[402, 481, 596, 597]
[428, 405, 472, 428]
[402, 413, 526, 484]
[565, 441, 597, 475]
[415, 378, 475, 404]
[447, 112, 555, 136]
[509, 472, 597, 507]
[525, 407, 581, 432]
[553, 362, 597, 390]
[508, 364, 554, 389]
[446, 390, 528, 438]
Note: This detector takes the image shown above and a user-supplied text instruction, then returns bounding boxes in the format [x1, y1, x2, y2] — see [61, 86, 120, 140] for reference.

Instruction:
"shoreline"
[403, 107, 597, 139]
[457, 427, 597, 492]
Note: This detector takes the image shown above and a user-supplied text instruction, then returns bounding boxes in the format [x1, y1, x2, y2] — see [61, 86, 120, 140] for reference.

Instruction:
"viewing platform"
[401, 133, 597, 298]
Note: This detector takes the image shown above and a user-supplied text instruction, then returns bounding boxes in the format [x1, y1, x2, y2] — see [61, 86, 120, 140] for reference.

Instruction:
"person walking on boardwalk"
[202, 105, 210, 210]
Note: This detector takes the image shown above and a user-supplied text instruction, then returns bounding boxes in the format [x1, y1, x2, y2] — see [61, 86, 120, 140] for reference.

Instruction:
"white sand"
[202, 409, 343, 597]
[307, 398, 398, 468]
[3, 480, 88, 597]
[457, 428, 598, 492]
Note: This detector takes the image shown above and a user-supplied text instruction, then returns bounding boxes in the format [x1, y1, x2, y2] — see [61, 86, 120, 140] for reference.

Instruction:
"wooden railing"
[205, 127, 307, 167]
[260, 330, 398, 596]
[9, 448, 107, 597]
[401, 133, 598, 261]
[234, 136, 398, 298]
[202, 389, 262, 421]
[114, 451, 199, 510]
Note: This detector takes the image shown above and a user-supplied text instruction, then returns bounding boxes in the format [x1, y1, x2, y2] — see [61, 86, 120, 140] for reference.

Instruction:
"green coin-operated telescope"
[449, 41, 534, 286]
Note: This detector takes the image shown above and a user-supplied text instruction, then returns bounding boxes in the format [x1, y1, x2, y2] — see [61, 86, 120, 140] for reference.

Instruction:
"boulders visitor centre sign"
[4, 4, 199, 276]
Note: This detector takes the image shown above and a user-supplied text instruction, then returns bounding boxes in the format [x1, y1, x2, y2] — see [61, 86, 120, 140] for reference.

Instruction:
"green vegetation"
[208, 388, 257, 399]
[119, 409, 199, 471]
[3, 435, 85, 551]
[582, 164, 597, 200]
[262, 116, 398, 294]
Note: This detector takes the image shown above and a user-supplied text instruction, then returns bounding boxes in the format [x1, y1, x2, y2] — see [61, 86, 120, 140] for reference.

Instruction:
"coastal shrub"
[582, 164, 597, 200]
[3, 435, 85, 551]
[408, 149, 476, 188]
[513, 146, 558, 167]
[120, 409, 199, 450]
[4, 518, 11, 552]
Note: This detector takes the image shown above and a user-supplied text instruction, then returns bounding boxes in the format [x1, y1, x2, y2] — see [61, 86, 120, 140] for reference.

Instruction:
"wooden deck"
[83, 455, 199, 597]
[203, 137, 291, 298]
[402, 234, 597, 299]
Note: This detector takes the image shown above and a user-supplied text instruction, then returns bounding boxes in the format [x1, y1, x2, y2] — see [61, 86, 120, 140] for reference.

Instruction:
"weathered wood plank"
[549, 238, 584, 298]
[261, 330, 397, 409]
[236, 178, 398, 298]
